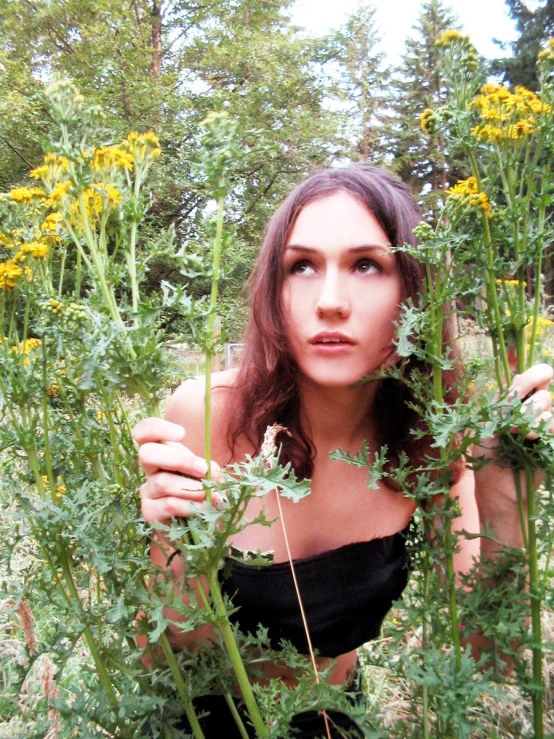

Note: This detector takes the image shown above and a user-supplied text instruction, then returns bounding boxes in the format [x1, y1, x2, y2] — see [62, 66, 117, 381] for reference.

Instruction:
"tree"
[382, 0, 467, 217]
[328, 3, 389, 162]
[0, 0, 342, 340]
[492, 0, 554, 91]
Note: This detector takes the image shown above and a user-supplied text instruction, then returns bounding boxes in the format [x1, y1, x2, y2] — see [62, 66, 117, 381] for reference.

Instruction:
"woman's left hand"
[472, 363, 554, 516]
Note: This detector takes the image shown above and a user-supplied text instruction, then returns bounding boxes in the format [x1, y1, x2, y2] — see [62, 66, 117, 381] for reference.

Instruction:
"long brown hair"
[227, 163, 460, 485]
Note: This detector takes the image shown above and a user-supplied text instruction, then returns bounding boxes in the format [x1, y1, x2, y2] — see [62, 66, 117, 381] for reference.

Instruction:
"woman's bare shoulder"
[163, 368, 240, 460]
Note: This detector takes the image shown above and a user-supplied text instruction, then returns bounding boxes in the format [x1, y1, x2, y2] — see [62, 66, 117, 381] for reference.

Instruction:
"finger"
[525, 411, 553, 441]
[141, 490, 226, 523]
[142, 495, 202, 523]
[145, 472, 206, 501]
[509, 363, 554, 399]
[138, 442, 210, 478]
[132, 418, 186, 445]
[163, 441, 224, 481]
[521, 389, 552, 417]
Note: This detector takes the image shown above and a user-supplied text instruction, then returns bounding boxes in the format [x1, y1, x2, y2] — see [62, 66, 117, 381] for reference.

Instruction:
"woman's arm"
[472, 363, 553, 556]
[133, 380, 224, 659]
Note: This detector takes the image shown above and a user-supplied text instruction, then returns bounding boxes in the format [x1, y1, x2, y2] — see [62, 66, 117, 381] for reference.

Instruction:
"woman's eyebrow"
[284, 244, 392, 253]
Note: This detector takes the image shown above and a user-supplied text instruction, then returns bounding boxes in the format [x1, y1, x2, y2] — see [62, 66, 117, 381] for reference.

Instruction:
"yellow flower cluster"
[538, 38, 554, 64]
[420, 108, 436, 133]
[496, 278, 526, 289]
[0, 260, 29, 289]
[447, 176, 491, 216]
[40, 212, 64, 243]
[435, 29, 471, 48]
[47, 180, 73, 206]
[10, 337, 42, 356]
[469, 84, 551, 143]
[18, 241, 50, 259]
[9, 186, 45, 202]
[92, 146, 134, 172]
[125, 131, 161, 162]
[41, 474, 67, 499]
[30, 153, 70, 181]
[534, 315, 554, 338]
[72, 183, 122, 221]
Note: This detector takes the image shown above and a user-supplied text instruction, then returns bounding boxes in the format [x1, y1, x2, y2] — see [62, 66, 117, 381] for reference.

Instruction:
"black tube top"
[219, 530, 409, 658]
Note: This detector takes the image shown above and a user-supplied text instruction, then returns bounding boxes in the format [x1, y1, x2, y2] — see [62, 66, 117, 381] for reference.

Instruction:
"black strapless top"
[219, 530, 409, 658]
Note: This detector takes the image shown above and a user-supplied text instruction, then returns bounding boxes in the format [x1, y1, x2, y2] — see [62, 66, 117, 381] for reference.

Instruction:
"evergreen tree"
[328, 3, 389, 162]
[383, 0, 466, 217]
[492, 0, 554, 91]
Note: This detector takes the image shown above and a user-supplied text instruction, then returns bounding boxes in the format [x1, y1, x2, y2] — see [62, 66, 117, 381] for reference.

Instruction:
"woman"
[133, 164, 553, 737]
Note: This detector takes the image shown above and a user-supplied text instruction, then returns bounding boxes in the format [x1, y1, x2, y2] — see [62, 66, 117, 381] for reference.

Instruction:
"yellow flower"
[9, 337, 42, 364]
[469, 83, 550, 144]
[92, 145, 134, 172]
[435, 29, 469, 47]
[9, 186, 45, 202]
[40, 211, 65, 243]
[496, 278, 524, 289]
[420, 108, 436, 132]
[20, 241, 50, 259]
[448, 176, 479, 197]
[0, 259, 26, 289]
[47, 180, 73, 205]
[533, 316, 554, 338]
[124, 131, 162, 162]
[94, 182, 122, 207]
[447, 177, 491, 217]
[30, 153, 70, 182]
[82, 187, 103, 215]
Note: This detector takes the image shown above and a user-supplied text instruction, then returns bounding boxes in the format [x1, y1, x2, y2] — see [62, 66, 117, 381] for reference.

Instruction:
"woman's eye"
[354, 258, 380, 274]
[289, 260, 315, 275]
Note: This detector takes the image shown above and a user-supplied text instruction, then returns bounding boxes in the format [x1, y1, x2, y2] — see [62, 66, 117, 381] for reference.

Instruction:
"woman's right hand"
[132, 418, 222, 524]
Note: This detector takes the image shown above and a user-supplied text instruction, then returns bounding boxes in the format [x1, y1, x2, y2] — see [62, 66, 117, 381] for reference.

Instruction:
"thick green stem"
[467, 151, 511, 387]
[223, 690, 251, 739]
[208, 571, 268, 737]
[127, 170, 143, 313]
[57, 245, 67, 297]
[41, 344, 57, 503]
[203, 194, 225, 499]
[421, 550, 430, 739]
[159, 634, 206, 739]
[426, 262, 462, 671]
[525, 465, 544, 738]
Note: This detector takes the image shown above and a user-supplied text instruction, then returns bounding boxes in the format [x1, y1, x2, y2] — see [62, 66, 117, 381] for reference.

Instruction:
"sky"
[290, 0, 521, 62]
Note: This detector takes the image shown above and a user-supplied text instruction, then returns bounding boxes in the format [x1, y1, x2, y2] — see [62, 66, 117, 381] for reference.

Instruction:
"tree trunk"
[150, 0, 162, 79]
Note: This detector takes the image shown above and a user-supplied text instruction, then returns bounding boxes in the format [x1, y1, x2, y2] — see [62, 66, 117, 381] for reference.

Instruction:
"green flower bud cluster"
[412, 222, 434, 242]
[43, 297, 64, 316]
[197, 111, 241, 199]
[66, 301, 88, 327]
[40, 298, 88, 326]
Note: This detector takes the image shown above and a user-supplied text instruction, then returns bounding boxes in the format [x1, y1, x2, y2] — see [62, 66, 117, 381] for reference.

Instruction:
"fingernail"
[193, 458, 208, 476]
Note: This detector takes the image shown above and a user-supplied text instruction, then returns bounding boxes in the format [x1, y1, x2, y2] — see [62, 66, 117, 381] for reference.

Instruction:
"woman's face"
[282, 191, 403, 389]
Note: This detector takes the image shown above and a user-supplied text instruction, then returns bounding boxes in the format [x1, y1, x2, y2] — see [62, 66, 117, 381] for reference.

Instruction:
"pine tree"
[383, 0, 467, 217]
[492, 0, 554, 91]
[328, 3, 389, 162]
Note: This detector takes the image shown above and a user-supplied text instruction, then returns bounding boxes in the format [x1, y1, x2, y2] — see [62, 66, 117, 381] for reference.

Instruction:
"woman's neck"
[296, 376, 379, 454]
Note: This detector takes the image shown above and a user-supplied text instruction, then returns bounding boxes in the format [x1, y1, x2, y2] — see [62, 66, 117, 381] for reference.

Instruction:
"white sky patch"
[290, 0, 518, 61]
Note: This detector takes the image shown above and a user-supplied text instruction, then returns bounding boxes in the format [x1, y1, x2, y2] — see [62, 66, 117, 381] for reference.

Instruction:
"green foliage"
[383, 0, 476, 218]
[327, 4, 390, 162]
[492, 0, 554, 92]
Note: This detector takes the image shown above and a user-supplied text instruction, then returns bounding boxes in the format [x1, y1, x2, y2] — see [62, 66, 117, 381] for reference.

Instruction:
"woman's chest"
[228, 455, 416, 562]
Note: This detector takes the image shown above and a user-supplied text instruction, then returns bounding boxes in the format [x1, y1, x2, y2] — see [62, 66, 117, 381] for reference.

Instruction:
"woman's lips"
[308, 333, 356, 353]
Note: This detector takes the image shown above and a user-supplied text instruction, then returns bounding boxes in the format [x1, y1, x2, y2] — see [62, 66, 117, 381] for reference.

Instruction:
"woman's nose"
[315, 271, 351, 318]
